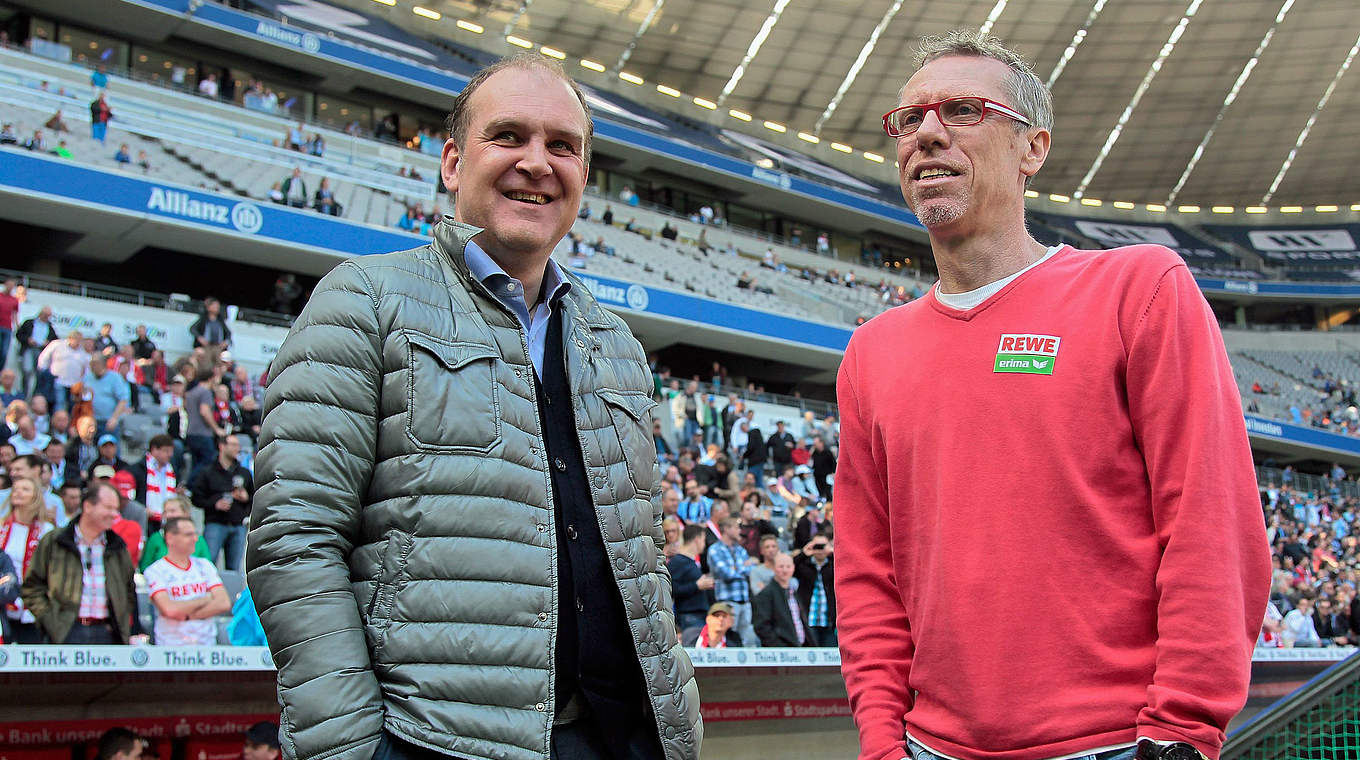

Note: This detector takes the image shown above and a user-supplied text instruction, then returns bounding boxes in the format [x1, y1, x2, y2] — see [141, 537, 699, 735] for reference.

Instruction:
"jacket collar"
[56, 517, 127, 555]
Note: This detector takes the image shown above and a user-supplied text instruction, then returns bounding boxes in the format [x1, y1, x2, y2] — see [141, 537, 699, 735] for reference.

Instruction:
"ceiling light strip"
[716, 0, 794, 106]
[1073, 0, 1204, 199]
[1164, 0, 1295, 206]
[977, 0, 1010, 37]
[614, 0, 666, 73]
[813, 0, 904, 134]
[1261, 31, 1360, 204]
[1046, 0, 1109, 87]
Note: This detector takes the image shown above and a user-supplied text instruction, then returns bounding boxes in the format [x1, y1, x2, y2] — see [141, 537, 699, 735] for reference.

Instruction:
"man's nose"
[914, 108, 951, 150]
[516, 139, 551, 178]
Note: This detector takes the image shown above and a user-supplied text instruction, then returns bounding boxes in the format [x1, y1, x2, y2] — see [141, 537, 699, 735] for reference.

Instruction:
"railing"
[1254, 465, 1360, 500]
[1223, 650, 1360, 759]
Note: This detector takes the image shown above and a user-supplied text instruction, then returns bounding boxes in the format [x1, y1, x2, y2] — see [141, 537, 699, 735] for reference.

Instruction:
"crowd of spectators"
[1247, 362, 1360, 438]
[266, 167, 342, 216]
[0, 282, 263, 646]
[651, 368, 840, 649]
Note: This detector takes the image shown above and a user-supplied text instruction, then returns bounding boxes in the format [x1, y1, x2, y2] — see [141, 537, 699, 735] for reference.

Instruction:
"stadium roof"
[359, 0, 1360, 209]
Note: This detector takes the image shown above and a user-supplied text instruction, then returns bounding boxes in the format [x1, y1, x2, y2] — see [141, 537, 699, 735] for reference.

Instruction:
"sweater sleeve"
[834, 338, 914, 760]
[1124, 261, 1271, 758]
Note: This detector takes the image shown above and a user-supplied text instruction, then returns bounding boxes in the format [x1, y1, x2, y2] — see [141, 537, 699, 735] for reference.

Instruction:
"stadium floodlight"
[1352, 203, 1360, 211]
[763, 121, 787, 133]
[1211, 206, 1234, 213]
[1146, 204, 1167, 212]
[1049, 194, 1070, 203]
[728, 109, 752, 122]
[814, 0, 904, 134]
[1024, 190, 1040, 198]
[619, 72, 645, 85]
[863, 152, 884, 163]
[580, 59, 605, 72]
[830, 142, 853, 153]
[1177, 205, 1201, 213]
[1316, 205, 1340, 212]
[456, 19, 484, 33]
[540, 46, 566, 60]
[1080, 198, 1102, 207]
[1280, 206, 1303, 213]
[412, 6, 441, 20]
[1245, 206, 1268, 214]
[371, 0, 395, 6]
[717, 0, 794, 106]
[506, 35, 533, 49]
[656, 85, 682, 98]
[1047, 0, 1110, 87]
[797, 132, 819, 144]
[693, 97, 717, 110]
[1112, 201, 1135, 209]
[1263, 31, 1360, 203]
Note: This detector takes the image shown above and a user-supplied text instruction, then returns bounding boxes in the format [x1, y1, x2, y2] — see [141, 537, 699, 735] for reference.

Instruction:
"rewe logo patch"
[994, 333, 1060, 375]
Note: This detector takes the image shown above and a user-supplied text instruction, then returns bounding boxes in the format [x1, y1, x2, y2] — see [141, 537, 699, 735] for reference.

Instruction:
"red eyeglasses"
[882, 96, 1031, 138]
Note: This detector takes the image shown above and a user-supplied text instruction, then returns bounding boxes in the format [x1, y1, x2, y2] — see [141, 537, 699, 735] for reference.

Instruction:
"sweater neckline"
[927, 245, 1070, 321]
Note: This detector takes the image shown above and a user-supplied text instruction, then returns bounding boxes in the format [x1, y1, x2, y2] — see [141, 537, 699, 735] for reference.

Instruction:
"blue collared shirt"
[463, 238, 571, 377]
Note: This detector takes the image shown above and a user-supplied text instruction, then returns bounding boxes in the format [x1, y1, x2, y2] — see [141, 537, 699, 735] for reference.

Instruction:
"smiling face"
[895, 55, 1048, 235]
[442, 66, 589, 269]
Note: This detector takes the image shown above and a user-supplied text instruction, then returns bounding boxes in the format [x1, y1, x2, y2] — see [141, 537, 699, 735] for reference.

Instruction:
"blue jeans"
[204, 522, 247, 571]
[186, 434, 216, 483]
[92, 122, 107, 142]
[908, 739, 1136, 760]
[0, 327, 11, 370]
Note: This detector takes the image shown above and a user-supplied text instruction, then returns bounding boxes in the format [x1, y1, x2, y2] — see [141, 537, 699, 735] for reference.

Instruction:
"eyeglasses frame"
[882, 96, 1033, 138]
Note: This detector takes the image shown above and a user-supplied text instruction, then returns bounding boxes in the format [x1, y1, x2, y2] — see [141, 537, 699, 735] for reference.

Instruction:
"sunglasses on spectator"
[882, 96, 1031, 138]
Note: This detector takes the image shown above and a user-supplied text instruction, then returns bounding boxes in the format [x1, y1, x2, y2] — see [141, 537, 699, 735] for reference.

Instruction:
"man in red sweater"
[835, 29, 1270, 760]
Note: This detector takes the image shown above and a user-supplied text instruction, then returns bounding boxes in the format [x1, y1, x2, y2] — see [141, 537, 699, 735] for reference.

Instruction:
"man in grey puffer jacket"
[247, 54, 701, 760]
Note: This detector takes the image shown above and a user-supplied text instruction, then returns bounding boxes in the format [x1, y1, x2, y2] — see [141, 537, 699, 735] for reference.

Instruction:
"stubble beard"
[911, 186, 969, 230]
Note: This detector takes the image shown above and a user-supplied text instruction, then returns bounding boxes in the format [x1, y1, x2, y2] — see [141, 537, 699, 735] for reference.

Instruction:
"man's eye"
[494, 131, 519, 142]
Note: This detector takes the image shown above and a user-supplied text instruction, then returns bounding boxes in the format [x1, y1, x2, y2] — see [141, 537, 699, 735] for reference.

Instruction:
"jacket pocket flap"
[599, 389, 658, 422]
[407, 332, 498, 371]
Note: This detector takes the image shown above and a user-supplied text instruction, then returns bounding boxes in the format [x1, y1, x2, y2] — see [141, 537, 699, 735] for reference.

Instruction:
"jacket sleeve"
[834, 339, 915, 760]
[1123, 261, 1271, 757]
[245, 261, 386, 760]
[0, 552, 19, 609]
[667, 557, 699, 599]
[751, 586, 776, 645]
[20, 533, 56, 637]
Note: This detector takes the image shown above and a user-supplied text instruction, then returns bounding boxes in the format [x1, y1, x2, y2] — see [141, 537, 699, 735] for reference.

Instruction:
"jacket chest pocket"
[599, 389, 659, 496]
[406, 332, 502, 453]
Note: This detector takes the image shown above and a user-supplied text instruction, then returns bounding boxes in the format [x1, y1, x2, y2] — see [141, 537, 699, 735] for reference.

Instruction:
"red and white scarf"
[1, 516, 42, 614]
[145, 454, 176, 518]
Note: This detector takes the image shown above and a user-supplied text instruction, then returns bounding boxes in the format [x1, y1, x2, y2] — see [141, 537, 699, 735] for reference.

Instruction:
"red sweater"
[835, 245, 1269, 760]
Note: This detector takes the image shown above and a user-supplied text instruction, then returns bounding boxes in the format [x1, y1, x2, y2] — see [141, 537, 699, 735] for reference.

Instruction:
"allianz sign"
[146, 187, 264, 234]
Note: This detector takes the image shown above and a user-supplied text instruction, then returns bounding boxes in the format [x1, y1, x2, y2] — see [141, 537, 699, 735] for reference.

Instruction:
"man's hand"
[215, 496, 232, 512]
[696, 574, 715, 591]
[232, 487, 249, 502]
[104, 418, 118, 432]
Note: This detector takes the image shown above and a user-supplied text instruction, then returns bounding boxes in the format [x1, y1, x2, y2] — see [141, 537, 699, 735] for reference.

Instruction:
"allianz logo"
[147, 187, 264, 234]
[255, 21, 322, 53]
[1222, 280, 1259, 294]
[751, 167, 793, 190]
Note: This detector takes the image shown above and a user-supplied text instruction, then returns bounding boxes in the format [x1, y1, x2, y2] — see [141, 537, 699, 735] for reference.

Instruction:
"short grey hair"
[908, 28, 1053, 134]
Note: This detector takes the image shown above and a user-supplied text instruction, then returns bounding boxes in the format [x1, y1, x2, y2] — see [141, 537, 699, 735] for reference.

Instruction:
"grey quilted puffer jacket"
[246, 220, 702, 760]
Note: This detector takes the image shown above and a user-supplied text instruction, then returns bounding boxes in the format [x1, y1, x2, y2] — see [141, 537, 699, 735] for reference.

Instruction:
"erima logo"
[994, 333, 1060, 375]
[147, 188, 263, 234]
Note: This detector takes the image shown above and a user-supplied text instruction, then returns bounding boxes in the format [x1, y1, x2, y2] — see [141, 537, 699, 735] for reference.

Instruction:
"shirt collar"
[463, 238, 571, 310]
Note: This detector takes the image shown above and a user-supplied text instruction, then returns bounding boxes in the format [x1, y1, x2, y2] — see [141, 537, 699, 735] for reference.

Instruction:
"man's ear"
[1019, 127, 1050, 180]
[440, 138, 460, 195]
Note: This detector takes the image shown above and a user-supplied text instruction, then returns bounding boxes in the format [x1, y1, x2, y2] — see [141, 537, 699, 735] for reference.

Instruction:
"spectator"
[83, 355, 131, 435]
[793, 499, 830, 548]
[21, 481, 146, 644]
[0, 279, 17, 372]
[267, 182, 285, 204]
[602, 204, 614, 225]
[9, 413, 50, 455]
[197, 73, 219, 98]
[189, 297, 232, 353]
[676, 478, 713, 525]
[747, 533, 780, 596]
[188, 434, 253, 571]
[183, 368, 222, 482]
[743, 417, 767, 474]
[44, 109, 69, 133]
[237, 395, 263, 445]
[738, 494, 776, 558]
[271, 273, 302, 315]
[660, 222, 678, 241]
[767, 420, 795, 471]
[790, 464, 819, 503]
[113, 143, 131, 165]
[309, 133, 325, 157]
[1314, 596, 1351, 646]
[135, 434, 177, 530]
[667, 524, 715, 633]
[87, 437, 132, 482]
[281, 168, 308, 208]
[144, 516, 230, 645]
[619, 185, 637, 205]
[107, 470, 145, 567]
[683, 601, 741, 648]
[706, 516, 756, 647]
[22, 129, 46, 152]
[92, 323, 117, 356]
[0, 369, 21, 407]
[0, 550, 18, 643]
[90, 65, 108, 92]
[136, 150, 151, 173]
[810, 436, 836, 500]
[89, 94, 113, 143]
[243, 722, 281, 760]
[65, 416, 98, 481]
[129, 324, 155, 361]
[0, 123, 16, 144]
[138, 497, 209, 572]
[16, 304, 58, 398]
[753, 553, 809, 647]
[2, 475, 55, 642]
[313, 177, 342, 216]
[284, 122, 304, 151]
[794, 531, 836, 646]
[50, 139, 73, 158]
[1282, 592, 1321, 647]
